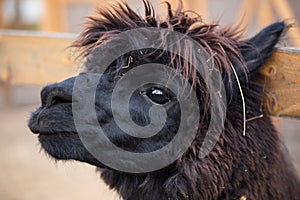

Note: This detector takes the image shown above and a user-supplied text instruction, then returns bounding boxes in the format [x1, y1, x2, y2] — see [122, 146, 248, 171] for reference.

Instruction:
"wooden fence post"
[0, 0, 3, 29]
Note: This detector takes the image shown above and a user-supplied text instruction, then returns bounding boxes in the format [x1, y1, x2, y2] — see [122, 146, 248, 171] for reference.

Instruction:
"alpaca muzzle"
[40, 77, 75, 108]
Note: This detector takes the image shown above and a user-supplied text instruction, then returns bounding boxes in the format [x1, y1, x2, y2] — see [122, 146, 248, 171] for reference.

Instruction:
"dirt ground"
[0, 105, 299, 200]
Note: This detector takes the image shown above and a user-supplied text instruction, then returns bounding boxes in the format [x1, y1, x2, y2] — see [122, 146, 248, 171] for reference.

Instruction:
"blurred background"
[0, 0, 299, 200]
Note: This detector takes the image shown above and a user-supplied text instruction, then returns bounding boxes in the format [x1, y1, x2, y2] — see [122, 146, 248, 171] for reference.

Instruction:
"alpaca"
[28, 1, 300, 199]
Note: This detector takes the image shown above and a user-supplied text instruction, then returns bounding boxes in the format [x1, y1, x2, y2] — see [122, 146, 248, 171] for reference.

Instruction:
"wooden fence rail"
[0, 30, 79, 86]
[0, 30, 299, 117]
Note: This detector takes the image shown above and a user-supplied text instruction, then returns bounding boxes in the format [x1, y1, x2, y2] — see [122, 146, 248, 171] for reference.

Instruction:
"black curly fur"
[29, 1, 300, 199]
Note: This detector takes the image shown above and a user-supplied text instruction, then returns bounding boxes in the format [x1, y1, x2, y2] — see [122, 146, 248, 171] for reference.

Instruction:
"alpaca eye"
[145, 87, 171, 104]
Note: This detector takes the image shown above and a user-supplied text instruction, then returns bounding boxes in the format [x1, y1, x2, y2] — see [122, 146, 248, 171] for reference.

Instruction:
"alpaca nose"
[41, 77, 75, 108]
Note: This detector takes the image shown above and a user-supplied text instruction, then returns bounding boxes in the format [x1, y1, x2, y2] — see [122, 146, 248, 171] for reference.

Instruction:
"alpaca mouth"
[28, 104, 75, 136]
[29, 110, 107, 168]
[29, 78, 76, 136]
[38, 132, 106, 168]
[29, 100, 107, 168]
[28, 107, 49, 135]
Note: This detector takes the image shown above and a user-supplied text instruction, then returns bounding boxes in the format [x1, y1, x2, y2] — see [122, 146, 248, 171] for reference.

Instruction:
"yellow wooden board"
[0, 31, 79, 86]
[260, 48, 300, 117]
[0, 31, 299, 117]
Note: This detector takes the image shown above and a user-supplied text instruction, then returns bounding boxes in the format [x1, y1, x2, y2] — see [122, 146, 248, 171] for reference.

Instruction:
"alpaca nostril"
[48, 94, 72, 108]
[41, 85, 72, 108]
[40, 77, 75, 108]
[41, 85, 51, 107]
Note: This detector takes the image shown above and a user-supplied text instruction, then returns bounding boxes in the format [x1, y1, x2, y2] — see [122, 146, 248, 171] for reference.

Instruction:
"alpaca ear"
[237, 22, 287, 77]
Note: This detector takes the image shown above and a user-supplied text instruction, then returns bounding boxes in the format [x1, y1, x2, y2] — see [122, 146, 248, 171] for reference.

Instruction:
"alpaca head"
[28, 1, 291, 199]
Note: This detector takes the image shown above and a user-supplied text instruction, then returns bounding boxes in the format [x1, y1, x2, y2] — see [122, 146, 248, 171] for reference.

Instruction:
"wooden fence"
[0, 30, 299, 117]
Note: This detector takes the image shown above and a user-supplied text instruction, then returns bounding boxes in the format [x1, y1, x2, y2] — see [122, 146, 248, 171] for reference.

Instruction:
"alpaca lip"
[28, 106, 75, 136]
[28, 118, 52, 135]
[29, 125, 41, 135]
[28, 108, 42, 134]
[28, 107, 49, 135]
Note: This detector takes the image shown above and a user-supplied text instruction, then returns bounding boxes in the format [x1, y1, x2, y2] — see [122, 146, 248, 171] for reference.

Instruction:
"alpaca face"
[28, 20, 285, 173]
[28, 2, 298, 199]
[28, 65, 184, 169]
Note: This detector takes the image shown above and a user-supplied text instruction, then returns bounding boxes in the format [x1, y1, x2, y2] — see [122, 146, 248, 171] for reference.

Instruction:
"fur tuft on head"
[72, 0, 248, 89]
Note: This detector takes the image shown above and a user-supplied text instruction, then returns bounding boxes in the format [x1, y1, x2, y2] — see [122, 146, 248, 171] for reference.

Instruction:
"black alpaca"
[29, 1, 300, 199]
